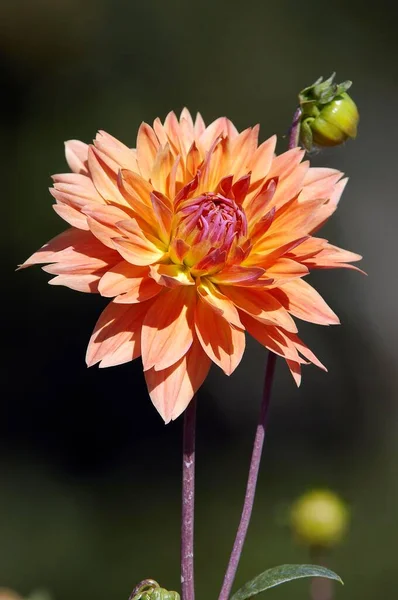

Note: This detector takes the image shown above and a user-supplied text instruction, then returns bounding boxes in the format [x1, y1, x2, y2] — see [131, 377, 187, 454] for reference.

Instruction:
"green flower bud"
[290, 489, 349, 548]
[298, 73, 359, 151]
[129, 580, 180, 600]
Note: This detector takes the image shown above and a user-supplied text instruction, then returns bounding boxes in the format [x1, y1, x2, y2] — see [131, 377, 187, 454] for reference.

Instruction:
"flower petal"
[136, 122, 160, 180]
[209, 265, 265, 286]
[219, 285, 298, 333]
[145, 337, 211, 423]
[149, 264, 194, 288]
[195, 295, 245, 375]
[240, 313, 301, 362]
[86, 300, 150, 367]
[94, 130, 139, 172]
[98, 261, 162, 302]
[197, 279, 243, 327]
[64, 140, 89, 175]
[141, 286, 196, 371]
[270, 278, 340, 325]
[48, 273, 104, 293]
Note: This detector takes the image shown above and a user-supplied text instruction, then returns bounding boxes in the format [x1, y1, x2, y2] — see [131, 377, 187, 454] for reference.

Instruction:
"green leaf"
[231, 564, 343, 600]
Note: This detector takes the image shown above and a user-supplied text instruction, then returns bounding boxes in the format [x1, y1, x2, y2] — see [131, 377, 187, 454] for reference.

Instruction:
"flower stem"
[288, 107, 302, 149]
[309, 549, 334, 600]
[218, 351, 277, 600]
[181, 395, 197, 600]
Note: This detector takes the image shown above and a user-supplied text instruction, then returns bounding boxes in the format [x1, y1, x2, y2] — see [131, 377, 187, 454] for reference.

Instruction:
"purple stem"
[218, 352, 277, 600]
[181, 395, 197, 600]
[288, 107, 302, 150]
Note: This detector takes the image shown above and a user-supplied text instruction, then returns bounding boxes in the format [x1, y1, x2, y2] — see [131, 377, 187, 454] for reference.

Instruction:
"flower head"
[21, 109, 361, 422]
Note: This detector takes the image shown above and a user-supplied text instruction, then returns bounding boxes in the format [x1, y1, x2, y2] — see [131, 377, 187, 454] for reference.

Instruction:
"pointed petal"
[86, 300, 150, 367]
[87, 146, 127, 207]
[145, 337, 211, 423]
[249, 135, 277, 183]
[136, 122, 160, 180]
[52, 202, 89, 230]
[141, 286, 196, 371]
[195, 296, 245, 375]
[19, 228, 118, 269]
[219, 286, 298, 333]
[48, 273, 104, 293]
[197, 279, 243, 327]
[286, 359, 302, 386]
[240, 313, 301, 362]
[94, 130, 139, 172]
[270, 278, 340, 325]
[83, 204, 130, 248]
[209, 265, 265, 286]
[98, 261, 161, 302]
[64, 140, 89, 174]
[149, 264, 194, 288]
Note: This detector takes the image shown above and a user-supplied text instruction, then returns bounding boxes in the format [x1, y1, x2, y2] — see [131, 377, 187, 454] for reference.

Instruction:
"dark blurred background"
[2, 0, 398, 599]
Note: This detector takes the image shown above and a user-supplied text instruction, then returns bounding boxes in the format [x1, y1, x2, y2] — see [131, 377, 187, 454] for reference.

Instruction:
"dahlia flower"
[21, 109, 361, 422]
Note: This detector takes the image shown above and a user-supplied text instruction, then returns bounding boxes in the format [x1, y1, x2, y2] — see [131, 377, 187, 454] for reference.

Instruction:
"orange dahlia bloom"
[21, 109, 361, 422]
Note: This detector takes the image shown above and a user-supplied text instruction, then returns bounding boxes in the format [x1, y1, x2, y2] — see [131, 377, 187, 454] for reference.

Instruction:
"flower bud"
[298, 73, 359, 151]
[129, 580, 180, 600]
[290, 489, 349, 548]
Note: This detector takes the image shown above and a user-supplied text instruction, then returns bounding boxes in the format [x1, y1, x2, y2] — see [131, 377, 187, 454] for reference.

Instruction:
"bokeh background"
[2, 0, 398, 599]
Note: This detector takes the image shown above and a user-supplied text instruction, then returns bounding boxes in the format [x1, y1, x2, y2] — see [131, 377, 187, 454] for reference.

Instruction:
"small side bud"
[298, 73, 359, 151]
[290, 489, 350, 548]
[129, 580, 180, 600]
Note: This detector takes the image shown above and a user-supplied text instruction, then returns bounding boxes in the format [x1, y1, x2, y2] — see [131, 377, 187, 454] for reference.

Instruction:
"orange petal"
[286, 359, 302, 386]
[239, 313, 301, 362]
[141, 286, 196, 371]
[19, 228, 117, 269]
[86, 300, 150, 367]
[270, 278, 340, 325]
[87, 146, 128, 207]
[150, 191, 173, 244]
[52, 202, 89, 230]
[194, 112, 206, 139]
[150, 144, 174, 194]
[64, 140, 89, 175]
[136, 122, 160, 180]
[195, 296, 245, 375]
[99, 261, 161, 302]
[149, 264, 194, 288]
[117, 169, 153, 214]
[197, 117, 227, 154]
[84, 204, 130, 248]
[228, 126, 259, 180]
[219, 285, 298, 333]
[48, 273, 104, 293]
[283, 330, 327, 371]
[267, 161, 309, 211]
[265, 257, 309, 280]
[300, 168, 343, 201]
[300, 241, 363, 271]
[145, 337, 211, 423]
[249, 135, 276, 183]
[209, 265, 265, 286]
[52, 172, 105, 205]
[196, 279, 243, 327]
[94, 130, 139, 172]
[112, 218, 166, 266]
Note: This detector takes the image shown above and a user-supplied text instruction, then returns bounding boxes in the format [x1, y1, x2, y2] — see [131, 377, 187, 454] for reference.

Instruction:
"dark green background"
[2, 1, 397, 599]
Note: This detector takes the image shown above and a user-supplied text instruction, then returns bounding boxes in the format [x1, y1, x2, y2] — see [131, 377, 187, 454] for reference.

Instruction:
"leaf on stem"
[230, 564, 343, 600]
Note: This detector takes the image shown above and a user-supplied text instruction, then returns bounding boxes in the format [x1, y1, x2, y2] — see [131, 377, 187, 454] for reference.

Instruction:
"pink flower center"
[175, 193, 248, 253]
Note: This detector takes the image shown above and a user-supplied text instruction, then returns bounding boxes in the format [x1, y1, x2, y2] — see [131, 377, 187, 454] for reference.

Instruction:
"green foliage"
[231, 564, 343, 600]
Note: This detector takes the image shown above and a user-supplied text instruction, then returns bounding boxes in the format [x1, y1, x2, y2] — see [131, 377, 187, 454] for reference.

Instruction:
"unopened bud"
[298, 73, 359, 151]
[290, 489, 349, 548]
[129, 580, 180, 600]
